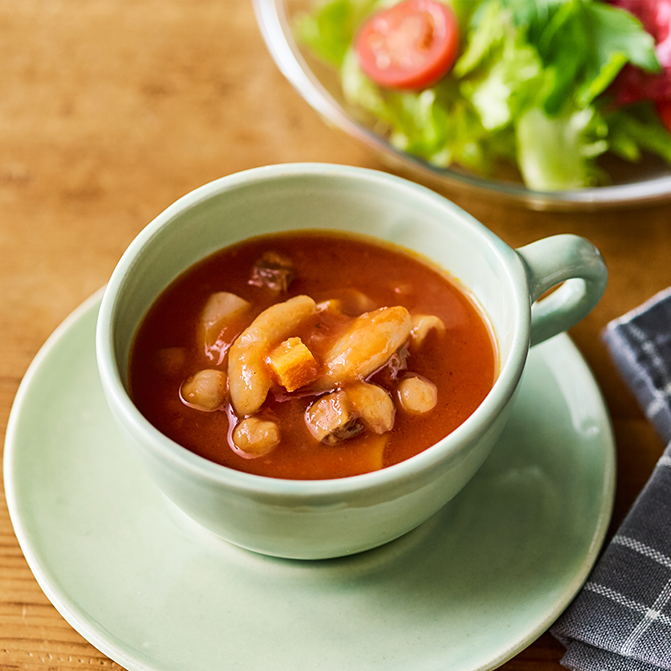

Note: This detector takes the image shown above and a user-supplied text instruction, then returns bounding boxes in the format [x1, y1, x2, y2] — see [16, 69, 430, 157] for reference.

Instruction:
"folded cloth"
[551, 287, 671, 671]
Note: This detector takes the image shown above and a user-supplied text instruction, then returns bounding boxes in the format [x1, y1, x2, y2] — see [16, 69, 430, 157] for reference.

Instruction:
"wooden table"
[0, 1, 669, 669]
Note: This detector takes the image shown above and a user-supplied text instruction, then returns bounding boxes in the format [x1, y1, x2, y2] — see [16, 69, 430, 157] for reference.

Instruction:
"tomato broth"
[129, 231, 497, 480]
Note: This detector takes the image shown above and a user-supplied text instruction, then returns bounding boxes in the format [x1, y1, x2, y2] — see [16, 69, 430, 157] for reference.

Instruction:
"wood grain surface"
[0, 1, 670, 669]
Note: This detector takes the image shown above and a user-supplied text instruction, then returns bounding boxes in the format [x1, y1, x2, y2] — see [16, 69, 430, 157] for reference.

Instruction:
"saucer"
[4, 292, 615, 671]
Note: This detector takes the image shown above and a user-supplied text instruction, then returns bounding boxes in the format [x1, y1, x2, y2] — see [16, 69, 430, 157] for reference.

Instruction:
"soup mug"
[96, 163, 607, 560]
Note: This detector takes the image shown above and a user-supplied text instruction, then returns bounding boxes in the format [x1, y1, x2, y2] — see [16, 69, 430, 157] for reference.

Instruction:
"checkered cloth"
[551, 287, 671, 671]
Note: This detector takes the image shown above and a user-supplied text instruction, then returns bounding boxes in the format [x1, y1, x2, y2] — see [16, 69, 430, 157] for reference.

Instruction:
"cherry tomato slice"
[355, 0, 459, 91]
[656, 99, 671, 132]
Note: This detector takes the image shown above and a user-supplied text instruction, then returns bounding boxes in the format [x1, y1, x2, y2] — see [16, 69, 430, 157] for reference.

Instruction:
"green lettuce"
[607, 102, 671, 164]
[296, 0, 669, 190]
[295, 0, 379, 66]
[516, 105, 609, 190]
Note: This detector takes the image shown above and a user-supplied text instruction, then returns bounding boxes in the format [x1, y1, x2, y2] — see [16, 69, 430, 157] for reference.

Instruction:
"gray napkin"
[551, 287, 671, 671]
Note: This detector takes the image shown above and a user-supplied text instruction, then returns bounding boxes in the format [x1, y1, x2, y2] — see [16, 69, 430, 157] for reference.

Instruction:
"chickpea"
[346, 382, 395, 434]
[396, 376, 438, 415]
[232, 417, 281, 457]
[181, 369, 228, 411]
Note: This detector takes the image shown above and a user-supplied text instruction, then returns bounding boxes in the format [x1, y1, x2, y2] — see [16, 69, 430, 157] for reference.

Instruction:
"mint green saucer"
[4, 292, 615, 671]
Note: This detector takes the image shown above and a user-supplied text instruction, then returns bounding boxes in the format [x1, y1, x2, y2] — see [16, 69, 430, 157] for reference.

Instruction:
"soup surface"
[129, 231, 497, 480]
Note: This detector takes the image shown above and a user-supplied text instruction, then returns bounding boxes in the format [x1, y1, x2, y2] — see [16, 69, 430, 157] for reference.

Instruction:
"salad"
[296, 0, 671, 190]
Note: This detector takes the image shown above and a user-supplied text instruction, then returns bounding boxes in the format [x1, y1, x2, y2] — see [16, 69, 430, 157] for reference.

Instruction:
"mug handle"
[516, 234, 608, 347]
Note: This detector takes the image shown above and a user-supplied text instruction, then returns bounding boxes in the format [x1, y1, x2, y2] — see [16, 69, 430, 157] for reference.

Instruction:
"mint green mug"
[96, 163, 607, 559]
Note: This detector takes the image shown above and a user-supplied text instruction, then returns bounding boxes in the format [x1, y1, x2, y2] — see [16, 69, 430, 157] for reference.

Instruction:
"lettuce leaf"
[455, 3, 545, 131]
[516, 105, 609, 190]
[297, 0, 671, 191]
[607, 102, 671, 163]
[341, 49, 499, 173]
[295, 0, 379, 67]
[464, 0, 660, 114]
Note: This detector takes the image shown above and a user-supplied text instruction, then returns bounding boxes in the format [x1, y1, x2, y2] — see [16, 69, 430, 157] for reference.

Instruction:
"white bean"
[410, 314, 446, 350]
[396, 376, 438, 415]
[316, 306, 412, 390]
[317, 289, 377, 316]
[200, 292, 251, 352]
[181, 369, 228, 411]
[228, 295, 318, 416]
[359, 434, 389, 472]
[232, 417, 280, 457]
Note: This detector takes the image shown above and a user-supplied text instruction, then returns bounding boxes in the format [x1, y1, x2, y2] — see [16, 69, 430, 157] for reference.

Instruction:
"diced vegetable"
[266, 336, 320, 392]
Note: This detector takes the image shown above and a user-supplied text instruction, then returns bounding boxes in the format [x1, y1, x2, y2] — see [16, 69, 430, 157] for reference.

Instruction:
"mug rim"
[96, 163, 530, 499]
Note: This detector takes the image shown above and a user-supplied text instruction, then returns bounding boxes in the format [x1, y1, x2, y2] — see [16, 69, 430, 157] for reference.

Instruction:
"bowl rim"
[95, 163, 530, 500]
[252, 0, 671, 210]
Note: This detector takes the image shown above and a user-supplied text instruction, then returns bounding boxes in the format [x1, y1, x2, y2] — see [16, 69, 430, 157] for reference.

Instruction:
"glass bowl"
[253, 0, 671, 210]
